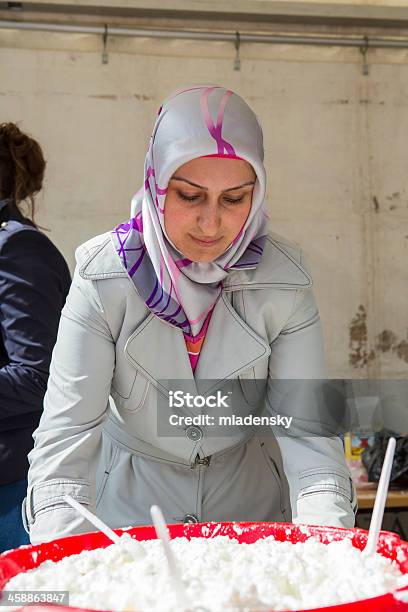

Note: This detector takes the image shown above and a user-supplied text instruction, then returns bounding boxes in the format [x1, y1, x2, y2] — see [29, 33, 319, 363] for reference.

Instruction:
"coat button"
[185, 425, 202, 442]
[0, 221, 7, 229]
[183, 513, 198, 524]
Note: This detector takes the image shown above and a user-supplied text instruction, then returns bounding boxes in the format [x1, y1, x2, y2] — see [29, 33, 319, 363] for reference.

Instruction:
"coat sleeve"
[23, 245, 115, 544]
[266, 258, 358, 528]
[0, 229, 70, 423]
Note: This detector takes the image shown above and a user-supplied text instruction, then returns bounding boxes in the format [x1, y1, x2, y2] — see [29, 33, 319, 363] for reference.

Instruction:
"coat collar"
[0, 199, 9, 217]
[0, 199, 33, 226]
[79, 231, 312, 290]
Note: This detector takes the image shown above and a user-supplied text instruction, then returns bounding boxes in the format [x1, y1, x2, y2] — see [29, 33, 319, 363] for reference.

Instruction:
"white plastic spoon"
[363, 436, 396, 556]
[64, 494, 144, 558]
[150, 505, 193, 611]
[64, 495, 145, 558]
[64, 495, 122, 543]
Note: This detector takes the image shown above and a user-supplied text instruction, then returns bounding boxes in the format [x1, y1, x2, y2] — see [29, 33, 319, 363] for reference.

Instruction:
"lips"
[190, 235, 223, 246]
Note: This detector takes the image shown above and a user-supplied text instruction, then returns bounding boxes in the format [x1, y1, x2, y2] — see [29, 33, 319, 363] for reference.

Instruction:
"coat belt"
[103, 416, 254, 468]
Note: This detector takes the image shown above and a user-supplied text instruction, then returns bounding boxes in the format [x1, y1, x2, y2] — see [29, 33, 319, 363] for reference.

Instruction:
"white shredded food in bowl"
[3, 534, 408, 611]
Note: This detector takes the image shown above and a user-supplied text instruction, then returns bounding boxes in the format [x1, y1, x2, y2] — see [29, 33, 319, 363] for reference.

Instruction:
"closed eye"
[224, 196, 244, 204]
[178, 191, 245, 204]
[178, 192, 199, 202]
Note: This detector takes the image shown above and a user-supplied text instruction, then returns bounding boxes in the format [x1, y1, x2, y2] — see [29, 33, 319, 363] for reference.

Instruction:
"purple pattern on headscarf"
[200, 88, 236, 156]
[247, 244, 263, 256]
[228, 236, 266, 270]
[113, 219, 191, 330]
[145, 166, 166, 214]
[176, 258, 193, 269]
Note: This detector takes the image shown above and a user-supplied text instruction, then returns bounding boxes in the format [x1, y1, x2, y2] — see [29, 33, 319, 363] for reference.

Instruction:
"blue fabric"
[0, 206, 71, 484]
[0, 478, 30, 553]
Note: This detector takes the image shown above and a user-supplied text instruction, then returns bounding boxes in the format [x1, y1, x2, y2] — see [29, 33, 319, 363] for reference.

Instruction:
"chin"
[176, 238, 228, 263]
[189, 248, 225, 263]
[193, 256, 216, 263]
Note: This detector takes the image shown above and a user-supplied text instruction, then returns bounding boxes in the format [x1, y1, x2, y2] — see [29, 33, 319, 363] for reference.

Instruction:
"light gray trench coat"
[23, 230, 357, 544]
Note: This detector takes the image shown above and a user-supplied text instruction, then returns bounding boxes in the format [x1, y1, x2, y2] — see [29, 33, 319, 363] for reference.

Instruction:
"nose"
[196, 202, 221, 237]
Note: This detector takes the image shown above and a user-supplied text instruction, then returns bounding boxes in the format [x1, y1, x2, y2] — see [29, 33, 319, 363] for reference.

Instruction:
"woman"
[0, 123, 71, 552]
[24, 85, 357, 544]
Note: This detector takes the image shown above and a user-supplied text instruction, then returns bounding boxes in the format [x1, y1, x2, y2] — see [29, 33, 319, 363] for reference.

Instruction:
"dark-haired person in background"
[0, 123, 71, 552]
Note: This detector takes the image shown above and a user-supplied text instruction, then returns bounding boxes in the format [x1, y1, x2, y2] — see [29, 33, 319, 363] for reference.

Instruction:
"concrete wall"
[0, 27, 407, 379]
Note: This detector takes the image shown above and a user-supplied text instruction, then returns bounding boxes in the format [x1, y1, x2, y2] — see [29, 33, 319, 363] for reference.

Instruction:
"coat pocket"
[257, 437, 287, 517]
[111, 366, 150, 412]
[96, 439, 119, 509]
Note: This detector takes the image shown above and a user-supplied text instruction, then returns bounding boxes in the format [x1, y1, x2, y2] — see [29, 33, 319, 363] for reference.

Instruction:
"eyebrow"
[170, 176, 256, 192]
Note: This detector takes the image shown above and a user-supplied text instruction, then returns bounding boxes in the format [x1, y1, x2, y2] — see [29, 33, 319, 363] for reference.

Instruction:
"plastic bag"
[362, 429, 408, 487]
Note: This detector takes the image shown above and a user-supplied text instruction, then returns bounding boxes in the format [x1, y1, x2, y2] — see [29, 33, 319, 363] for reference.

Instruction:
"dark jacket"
[0, 202, 71, 485]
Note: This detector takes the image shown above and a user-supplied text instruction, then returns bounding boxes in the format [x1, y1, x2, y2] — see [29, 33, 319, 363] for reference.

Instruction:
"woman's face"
[164, 157, 256, 263]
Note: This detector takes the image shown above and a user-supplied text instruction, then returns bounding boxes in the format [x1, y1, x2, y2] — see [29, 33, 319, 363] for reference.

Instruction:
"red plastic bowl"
[1, 521, 408, 612]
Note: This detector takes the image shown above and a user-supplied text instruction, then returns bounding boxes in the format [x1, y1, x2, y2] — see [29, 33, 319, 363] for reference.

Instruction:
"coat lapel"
[125, 291, 271, 401]
[194, 293, 271, 394]
[124, 311, 199, 402]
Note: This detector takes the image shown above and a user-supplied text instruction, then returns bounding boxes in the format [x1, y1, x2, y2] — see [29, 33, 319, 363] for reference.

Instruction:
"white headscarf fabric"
[111, 84, 269, 336]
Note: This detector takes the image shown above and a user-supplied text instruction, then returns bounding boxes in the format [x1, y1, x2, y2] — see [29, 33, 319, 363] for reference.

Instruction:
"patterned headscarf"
[111, 84, 269, 336]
